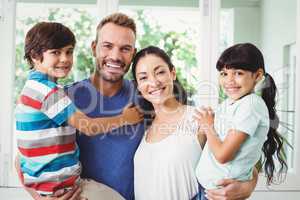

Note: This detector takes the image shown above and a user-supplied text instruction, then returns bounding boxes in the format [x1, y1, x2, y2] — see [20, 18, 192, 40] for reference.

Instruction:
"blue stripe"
[53, 103, 77, 126]
[29, 71, 57, 89]
[16, 119, 60, 131]
[20, 149, 79, 177]
[15, 112, 48, 122]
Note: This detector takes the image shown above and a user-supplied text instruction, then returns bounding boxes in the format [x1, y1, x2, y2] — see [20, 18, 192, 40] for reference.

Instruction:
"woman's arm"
[68, 104, 143, 136]
[205, 168, 258, 200]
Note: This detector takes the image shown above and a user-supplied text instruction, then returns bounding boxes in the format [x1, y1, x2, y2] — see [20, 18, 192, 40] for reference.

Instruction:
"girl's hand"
[121, 104, 144, 125]
[194, 106, 215, 132]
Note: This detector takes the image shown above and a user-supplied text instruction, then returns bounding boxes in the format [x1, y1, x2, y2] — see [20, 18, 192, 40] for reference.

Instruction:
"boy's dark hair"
[131, 46, 188, 128]
[24, 22, 76, 69]
[95, 12, 136, 42]
[216, 43, 287, 185]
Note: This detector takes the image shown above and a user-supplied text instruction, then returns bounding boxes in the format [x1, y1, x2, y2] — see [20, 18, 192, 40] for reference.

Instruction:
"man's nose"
[60, 53, 69, 63]
[110, 47, 122, 60]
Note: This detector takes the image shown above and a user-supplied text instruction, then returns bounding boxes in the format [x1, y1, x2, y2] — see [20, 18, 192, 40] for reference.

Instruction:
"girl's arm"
[68, 105, 143, 136]
[195, 107, 248, 164]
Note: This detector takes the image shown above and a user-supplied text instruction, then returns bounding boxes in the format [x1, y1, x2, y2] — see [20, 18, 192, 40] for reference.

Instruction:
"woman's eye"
[156, 70, 165, 75]
[138, 76, 147, 81]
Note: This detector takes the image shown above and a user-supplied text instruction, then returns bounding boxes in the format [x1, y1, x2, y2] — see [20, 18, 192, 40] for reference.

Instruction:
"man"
[18, 12, 258, 200]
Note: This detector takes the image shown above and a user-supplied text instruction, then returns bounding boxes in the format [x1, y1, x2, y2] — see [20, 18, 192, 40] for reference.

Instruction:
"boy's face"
[32, 45, 74, 81]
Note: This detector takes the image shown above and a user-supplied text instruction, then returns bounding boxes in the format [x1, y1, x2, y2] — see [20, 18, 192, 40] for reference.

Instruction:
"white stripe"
[16, 126, 76, 140]
[25, 80, 52, 97]
[44, 96, 73, 119]
[23, 163, 81, 184]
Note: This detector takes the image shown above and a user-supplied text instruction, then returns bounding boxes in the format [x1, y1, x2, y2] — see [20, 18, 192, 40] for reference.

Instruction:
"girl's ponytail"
[261, 73, 287, 184]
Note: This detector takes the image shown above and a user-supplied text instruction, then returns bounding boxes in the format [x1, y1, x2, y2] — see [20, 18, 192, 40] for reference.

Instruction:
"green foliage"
[15, 8, 198, 102]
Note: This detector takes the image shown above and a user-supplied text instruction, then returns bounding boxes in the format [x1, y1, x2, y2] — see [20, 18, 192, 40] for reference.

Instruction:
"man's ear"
[91, 41, 97, 57]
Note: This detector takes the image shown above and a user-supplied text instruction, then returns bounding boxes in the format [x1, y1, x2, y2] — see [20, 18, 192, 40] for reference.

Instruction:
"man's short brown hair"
[95, 12, 136, 42]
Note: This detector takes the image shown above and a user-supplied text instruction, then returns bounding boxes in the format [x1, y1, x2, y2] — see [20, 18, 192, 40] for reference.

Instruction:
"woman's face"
[135, 54, 176, 105]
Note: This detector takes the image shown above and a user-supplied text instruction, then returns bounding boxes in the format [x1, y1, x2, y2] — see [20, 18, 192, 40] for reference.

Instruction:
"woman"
[132, 46, 258, 200]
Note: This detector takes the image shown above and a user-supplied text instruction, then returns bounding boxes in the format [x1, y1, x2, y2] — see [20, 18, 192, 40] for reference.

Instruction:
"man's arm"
[205, 168, 258, 200]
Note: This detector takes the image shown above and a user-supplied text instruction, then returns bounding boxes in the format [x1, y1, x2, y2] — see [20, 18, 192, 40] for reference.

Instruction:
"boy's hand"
[194, 106, 215, 132]
[121, 104, 144, 125]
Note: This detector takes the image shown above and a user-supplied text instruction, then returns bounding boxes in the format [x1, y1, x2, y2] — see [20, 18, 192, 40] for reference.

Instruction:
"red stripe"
[20, 95, 42, 110]
[19, 143, 75, 157]
[44, 87, 59, 100]
[27, 175, 79, 193]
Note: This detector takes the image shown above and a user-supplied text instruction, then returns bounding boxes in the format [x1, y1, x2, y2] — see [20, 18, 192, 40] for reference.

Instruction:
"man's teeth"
[106, 63, 121, 68]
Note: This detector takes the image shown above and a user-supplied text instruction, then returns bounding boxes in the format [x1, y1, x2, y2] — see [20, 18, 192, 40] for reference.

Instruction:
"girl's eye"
[235, 71, 244, 76]
[67, 50, 74, 55]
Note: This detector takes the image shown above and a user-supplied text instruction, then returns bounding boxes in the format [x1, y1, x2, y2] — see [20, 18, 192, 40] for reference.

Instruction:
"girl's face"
[33, 44, 74, 81]
[135, 54, 176, 105]
[219, 68, 260, 101]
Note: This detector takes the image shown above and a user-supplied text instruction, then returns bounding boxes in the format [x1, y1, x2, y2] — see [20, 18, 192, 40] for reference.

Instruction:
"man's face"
[92, 22, 136, 83]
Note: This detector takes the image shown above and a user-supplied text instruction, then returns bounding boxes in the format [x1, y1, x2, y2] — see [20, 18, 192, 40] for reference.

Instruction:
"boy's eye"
[220, 71, 227, 76]
[51, 50, 60, 55]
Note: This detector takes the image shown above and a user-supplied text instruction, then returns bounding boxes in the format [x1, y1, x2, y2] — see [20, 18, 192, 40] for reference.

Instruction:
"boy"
[16, 22, 142, 199]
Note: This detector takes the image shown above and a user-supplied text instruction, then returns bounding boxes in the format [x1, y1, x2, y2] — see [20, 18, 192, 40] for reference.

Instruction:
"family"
[15, 12, 286, 200]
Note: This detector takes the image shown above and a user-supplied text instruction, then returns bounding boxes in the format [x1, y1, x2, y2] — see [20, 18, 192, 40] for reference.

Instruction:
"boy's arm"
[15, 156, 83, 200]
[68, 105, 143, 136]
[206, 168, 258, 200]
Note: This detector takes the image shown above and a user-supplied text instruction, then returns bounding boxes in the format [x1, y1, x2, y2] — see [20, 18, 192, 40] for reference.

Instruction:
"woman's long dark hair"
[216, 43, 287, 184]
[131, 46, 187, 128]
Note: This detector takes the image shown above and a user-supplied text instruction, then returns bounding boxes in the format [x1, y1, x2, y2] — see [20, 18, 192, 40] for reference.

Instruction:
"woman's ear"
[171, 68, 176, 81]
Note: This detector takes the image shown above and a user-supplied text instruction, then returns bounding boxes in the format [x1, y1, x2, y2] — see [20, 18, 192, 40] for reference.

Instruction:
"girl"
[195, 43, 287, 200]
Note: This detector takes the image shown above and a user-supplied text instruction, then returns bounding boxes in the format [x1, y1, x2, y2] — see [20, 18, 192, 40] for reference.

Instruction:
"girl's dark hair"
[131, 46, 187, 127]
[24, 22, 76, 69]
[216, 43, 287, 184]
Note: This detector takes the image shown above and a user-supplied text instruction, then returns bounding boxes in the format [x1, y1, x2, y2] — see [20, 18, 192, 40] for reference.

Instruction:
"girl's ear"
[255, 68, 264, 82]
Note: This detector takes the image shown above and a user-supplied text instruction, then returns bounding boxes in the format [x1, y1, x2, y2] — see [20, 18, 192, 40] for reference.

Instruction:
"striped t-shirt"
[15, 70, 80, 195]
